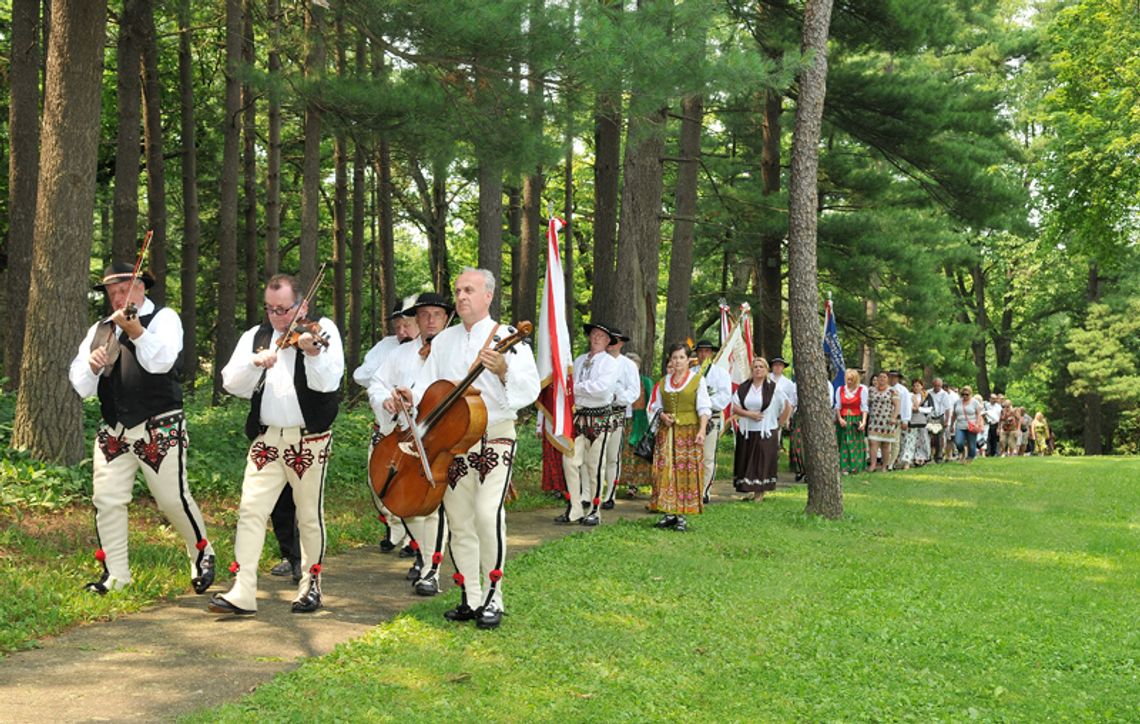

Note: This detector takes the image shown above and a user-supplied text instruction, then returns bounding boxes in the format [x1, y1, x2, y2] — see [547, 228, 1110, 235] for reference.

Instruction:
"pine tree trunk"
[264, 0, 282, 276]
[518, 170, 543, 326]
[213, 0, 242, 403]
[348, 37, 366, 372]
[376, 139, 396, 318]
[299, 0, 326, 289]
[563, 139, 575, 344]
[332, 11, 347, 335]
[969, 263, 991, 398]
[591, 85, 622, 320]
[758, 89, 783, 358]
[507, 184, 521, 311]
[663, 94, 703, 351]
[478, 158, 504, 317]
[12, 0, 108, 463]
[140, 0, 166, 306]
[431, 172, 451, 294]
[241, 0, 258, 326]
[787, 0, 841, 519]
[178, 0, 200, 390]
[112, 0, 145, 262]
[1083, 261, 1103, 454]
[4, 0, 41, 390]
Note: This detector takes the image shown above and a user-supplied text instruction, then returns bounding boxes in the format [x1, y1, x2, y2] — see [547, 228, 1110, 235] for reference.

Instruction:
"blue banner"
[823, 300, 845, 394]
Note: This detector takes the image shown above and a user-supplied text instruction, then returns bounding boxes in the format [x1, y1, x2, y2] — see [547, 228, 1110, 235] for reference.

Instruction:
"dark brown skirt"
[733, 430, 778, 492]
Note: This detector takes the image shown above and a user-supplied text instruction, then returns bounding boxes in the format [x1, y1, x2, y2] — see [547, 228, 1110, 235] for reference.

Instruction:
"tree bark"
[430, 171, 451, 294]
[478, 158, 504, 316]
[178, 0, 200, 389]
[591, 61, 622, 319]
[111, 0, 145, 263]
[241, 0, 258, 326]
[786, 0, 841, 519]
[518, 170, 543, 326]
[663, 94, 704, 353]
[563, 135, 575, 346]
[348, 38, 367, 373]
[264, 0, 282, 276]
[4, 0, 41, 390]
[12, 0, 108, 462]
[299, 0, 326, 290]
[371, 44, 396, 322]
[213, 0, 242, 403]
[758, 89, 783, 358]
[1083, 260, 1102, 454]
[969, 263, 991, 399]
[332, 10, 347, 335]
[140, 0, 166, 305]
[507, 183, 521, 311]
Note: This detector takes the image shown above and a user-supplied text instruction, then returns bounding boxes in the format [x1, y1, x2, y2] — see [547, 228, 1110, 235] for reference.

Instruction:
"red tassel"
[195, 539, 208, 551]
[410, 540, 420, 551]
[452, 572, 465, 586]
[378, 514, 388, 524]
[431, 552, 443, 565]
[564, 491, 571, 501]
[592, 497, 600, 506]
[228, 561, 240, 574]
[94, 549, 106, 562]
[489, 569, 503, 583]
[310, 564, 322, 576]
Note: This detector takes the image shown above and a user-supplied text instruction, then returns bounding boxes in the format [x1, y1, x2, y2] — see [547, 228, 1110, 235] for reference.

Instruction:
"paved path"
[0, 481, 782, 722]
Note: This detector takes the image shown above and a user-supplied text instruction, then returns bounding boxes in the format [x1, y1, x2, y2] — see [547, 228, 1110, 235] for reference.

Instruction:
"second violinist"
[210, 273, 344, 616]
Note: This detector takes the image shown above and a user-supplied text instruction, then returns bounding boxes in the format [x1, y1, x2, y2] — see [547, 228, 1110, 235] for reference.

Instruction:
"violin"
[369, 321, 534, 518]
[276, 316, 331, 351]
[90, 230, 152, 377]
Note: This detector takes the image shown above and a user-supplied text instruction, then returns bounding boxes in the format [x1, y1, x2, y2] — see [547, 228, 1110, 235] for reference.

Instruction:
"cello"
[369, 321, 533, 518]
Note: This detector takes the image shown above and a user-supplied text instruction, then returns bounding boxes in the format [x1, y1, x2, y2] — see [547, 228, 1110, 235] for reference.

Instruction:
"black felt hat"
[402, 291, 455, 316]
[388, 294, 418, 320]
[583, 322, 620, 345]
[610, 326, 630, 343]
[769, 356, 789, 367]
[694, 339, 719, 352]
[93, 261, 155, 292]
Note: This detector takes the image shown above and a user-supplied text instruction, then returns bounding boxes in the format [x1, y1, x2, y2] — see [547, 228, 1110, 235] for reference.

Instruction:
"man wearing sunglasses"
[209, 273, 344, 616]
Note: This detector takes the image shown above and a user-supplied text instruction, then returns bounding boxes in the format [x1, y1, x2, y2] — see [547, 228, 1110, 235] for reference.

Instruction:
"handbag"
[635, 412, 660, 462]
[967, 420, 980, 434]
[927, 421, 944, 435]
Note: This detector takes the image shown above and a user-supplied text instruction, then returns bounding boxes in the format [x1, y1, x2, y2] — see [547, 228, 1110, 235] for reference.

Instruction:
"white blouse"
[647, 369, 713, 419]
[735, 381, 789, 439]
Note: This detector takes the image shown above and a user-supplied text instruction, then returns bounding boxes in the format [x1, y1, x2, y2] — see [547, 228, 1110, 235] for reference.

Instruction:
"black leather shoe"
[398, 544, 416, 559]
[653, 515, 678, 529]
[601, 500, 615, 510]
[443, 604, 479, 622]
[208, 594, 255, 616]
[291, 560, 302, 583]
[553, 512, 572, 524]
[702, 493, 711, 505]
[476, 603, 503, 629]
[192, 554, 216, 594]
[406, 563, 422, 581]
[795, 473, 805, 482]
[270, 559, 293, 577]
[83, 580, 109, 595]
[580, 513, 600, 526]
[674, 516, 688, 532]
[291, 590, 322, 613]
[379, 539, 396, 553]
[413, 575, 440, 596]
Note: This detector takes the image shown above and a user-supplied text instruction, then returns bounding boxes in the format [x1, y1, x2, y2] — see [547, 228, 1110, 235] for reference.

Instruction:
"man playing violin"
[395, 268, 540, 629]
[369, 291, 455, 596]
[69, 261, 216, 596]
[209, 273, 344, 616]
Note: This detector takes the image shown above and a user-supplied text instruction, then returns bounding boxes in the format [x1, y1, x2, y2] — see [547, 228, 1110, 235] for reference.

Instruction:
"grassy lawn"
[0, 395, 546, 654]
[187, 457, 1138, 722]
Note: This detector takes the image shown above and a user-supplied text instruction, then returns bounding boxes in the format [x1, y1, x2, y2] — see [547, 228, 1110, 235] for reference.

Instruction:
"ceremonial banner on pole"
[719, 299, 732, 347]
[739, 302, 754, 362]
[823, 297, 846, 395]
[536, 217, 575, 453]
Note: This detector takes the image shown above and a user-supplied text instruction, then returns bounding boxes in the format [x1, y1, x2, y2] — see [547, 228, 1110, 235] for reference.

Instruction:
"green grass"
[186, 457, 1139, 722]
[0, 394, 547, 654]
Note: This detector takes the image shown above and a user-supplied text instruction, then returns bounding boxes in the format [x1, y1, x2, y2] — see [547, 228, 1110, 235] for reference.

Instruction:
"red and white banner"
[536, 218, 575, 453]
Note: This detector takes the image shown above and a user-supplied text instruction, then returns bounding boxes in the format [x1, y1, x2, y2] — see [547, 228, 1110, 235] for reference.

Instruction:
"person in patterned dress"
[865, 371, 900, 473]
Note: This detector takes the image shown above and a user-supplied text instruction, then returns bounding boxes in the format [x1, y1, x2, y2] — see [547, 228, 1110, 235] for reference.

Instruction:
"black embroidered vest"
[244, 322, 340, 439]
[96, 308, 183, 428]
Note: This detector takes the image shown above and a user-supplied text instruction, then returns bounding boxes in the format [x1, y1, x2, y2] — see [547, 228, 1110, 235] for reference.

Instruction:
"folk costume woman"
[647, 344, 711, 531]
[732, 357, 792, 499]
[833, 368, 868, 474]
[866, 372, 900, 472]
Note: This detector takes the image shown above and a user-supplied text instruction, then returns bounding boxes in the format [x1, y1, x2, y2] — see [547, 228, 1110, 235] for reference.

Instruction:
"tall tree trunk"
[507, 183, 521, 311]
[264, 0, 282, 276]
[860, 283, 877, 377]
[4, 0, 42, 390]
[477, 158, 504, 316]
[614, 106, 667, 371]
[12, 0, 108, 462]
[663, 93, 703, 352]
[591, 44, 622, 319]
[348, 38, 366, 372]
[332, 10, 347, 334]
[787, 0, 841, 519]
[213, 0, 242, 403]
[758, 89, 783, 358]
[376, 139, 395, 318]
[1083, 260, 1102, 454]
[178, 0, 200, 389]
[518, 170, 544, 326]
[299, 0, 326, 289]
[563, 135, 575, 345]
[430, 171, 450, 294]
[140, 0, 166, 305]
[112, 0, 145, 262]
[241, 0, 258, 325]
[969, 263, 991, 399]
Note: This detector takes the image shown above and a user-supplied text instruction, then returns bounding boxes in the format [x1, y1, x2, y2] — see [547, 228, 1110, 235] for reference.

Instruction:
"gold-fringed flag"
[536, 217, 575, 453]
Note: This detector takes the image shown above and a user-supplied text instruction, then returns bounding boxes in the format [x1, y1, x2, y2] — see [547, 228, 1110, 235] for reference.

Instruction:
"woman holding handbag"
[646, 344, 711, 531]
[951, 385, 985, 464]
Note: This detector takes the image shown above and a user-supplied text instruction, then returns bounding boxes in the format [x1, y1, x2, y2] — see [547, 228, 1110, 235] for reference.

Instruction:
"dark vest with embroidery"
[96, 308, 183, 428]
[244, 322, 340, 439]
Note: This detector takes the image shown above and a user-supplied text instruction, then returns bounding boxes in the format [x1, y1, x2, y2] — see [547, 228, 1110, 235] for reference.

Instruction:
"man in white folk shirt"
[600, 329, 641, 511]
[69, 261, 215, 596]
[557, 322, 620, 527]
[769, 356, 799, 478]
[887, 369, 911, 470]
[694, 340, 733, 504]
[395, 268, 539, 630]
[351, 295, 419, 557]
[209, 273, 344, 616]
[370, 291, 454, 596]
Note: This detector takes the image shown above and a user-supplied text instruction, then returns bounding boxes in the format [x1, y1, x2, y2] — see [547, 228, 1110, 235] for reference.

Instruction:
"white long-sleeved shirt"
[69, 298, 183, 399]
[222, 317, 344, 428]
[368, 335, 427, 433]
[892, 382, 912, 422]
[412, 315, 540, 426]
[571, 350, 618, 409]
[771, 373, 798, 412]
[648, 369, 713, 419]
[702, 363, 734, 415]
[613, 354, 642, 416]
[352, 334, 401, 387]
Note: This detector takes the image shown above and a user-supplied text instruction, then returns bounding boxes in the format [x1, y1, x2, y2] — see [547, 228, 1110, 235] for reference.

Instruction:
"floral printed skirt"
[836, 414, 868, 473]
[649, 423, 704, 515]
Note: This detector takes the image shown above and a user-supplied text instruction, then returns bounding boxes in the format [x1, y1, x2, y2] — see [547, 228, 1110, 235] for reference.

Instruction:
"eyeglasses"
[265, 302, 300, 316]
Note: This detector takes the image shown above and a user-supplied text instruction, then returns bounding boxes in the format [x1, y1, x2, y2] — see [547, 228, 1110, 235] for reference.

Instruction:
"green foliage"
[1067, 299, 1140, 404]
[189, 457, 1140, 721]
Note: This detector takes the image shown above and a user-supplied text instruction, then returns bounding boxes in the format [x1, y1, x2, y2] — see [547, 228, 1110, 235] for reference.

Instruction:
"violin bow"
[97, 230, 153, 370]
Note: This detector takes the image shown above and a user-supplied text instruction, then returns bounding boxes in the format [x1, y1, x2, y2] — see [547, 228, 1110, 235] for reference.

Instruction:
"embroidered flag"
[536, 218, 575, 453]
[823, 298, 846, 396]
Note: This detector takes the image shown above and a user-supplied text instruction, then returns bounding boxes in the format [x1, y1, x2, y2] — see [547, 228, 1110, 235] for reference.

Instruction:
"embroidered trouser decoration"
[560, 425, 609, 521]
[91, 415, 213, 588]
[444, 422, 516, 612]
[221, 426, 332, 611]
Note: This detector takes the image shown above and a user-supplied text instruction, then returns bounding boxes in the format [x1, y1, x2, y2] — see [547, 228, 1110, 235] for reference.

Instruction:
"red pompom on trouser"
[94, 549, 106, 562]
[452, 572, 465, 586]
[195, 539, 208, 551]
[409, 540, 420, 551]
[310, 564, 322, 576]
[228, 561, 240, 574]
[432, 552, 443, 565]
[378, 514, 388, 524]
[489, 569, 504, 583]
[564, 491, 571, 501]
[592, 497, 601, 506]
